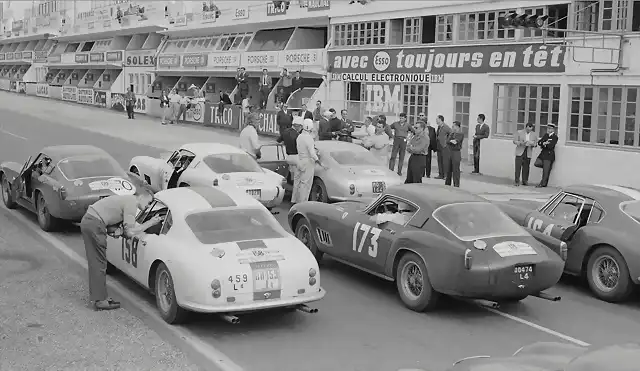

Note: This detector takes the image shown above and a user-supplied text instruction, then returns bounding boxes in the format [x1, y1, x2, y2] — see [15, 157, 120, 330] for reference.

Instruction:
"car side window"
[143, 201, 169, 235]
[549, 194, 585, 224]
[160, 211, 173, 235]
[587, 201, 605, 224]
[259, 144, 284, 162]
[367, 196, 418, 226]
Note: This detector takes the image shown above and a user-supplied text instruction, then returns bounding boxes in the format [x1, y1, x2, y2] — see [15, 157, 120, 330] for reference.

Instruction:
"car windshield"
[433, 202, 529, 241]
[330, 149, 380, 166]
[203, 153, 263, 173]
[57, 154, 125, 180]
[621, 201, 640, 223]
[185, 208, 287, 244]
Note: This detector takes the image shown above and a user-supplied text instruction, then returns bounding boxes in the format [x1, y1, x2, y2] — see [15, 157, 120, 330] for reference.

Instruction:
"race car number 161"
[352, 222, 381, 258]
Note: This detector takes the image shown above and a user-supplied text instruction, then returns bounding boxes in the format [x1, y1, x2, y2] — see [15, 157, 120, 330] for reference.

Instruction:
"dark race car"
[288, 184, 566, 312]
[1, 145, 135, 231]
[435, 342, 640, 371]
[500, 184, 640, 303]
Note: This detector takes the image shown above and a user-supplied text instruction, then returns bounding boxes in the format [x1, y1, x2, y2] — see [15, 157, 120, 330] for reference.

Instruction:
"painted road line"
[0, 127, 28, 141]
[1, 205, 244, 371]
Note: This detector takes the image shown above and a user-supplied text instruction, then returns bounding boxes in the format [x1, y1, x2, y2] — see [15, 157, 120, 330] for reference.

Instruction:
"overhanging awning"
[55, 24, 167, 43]
[0, 33, 55, 45]
[47, 62, 122, 69]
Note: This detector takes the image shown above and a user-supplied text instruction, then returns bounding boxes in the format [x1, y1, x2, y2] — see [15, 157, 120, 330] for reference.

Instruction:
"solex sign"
[328, 43, 565, 76]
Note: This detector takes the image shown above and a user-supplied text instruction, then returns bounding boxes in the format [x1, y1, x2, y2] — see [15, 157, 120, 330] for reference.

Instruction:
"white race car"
[106, 186, 325, 324]
[129, 143, 286, 209]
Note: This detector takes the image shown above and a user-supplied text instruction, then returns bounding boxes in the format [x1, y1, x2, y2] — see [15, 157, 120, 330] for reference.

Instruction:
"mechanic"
[278, 117, 303, 203]
[295, 119, 321, 203]
[405, 120, 430, 184]
[80, 188, 162, 311]
[240, 112, 262, 159]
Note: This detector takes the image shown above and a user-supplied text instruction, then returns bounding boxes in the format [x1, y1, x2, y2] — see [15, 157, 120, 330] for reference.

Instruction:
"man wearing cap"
[296, 119, 322, 203]
[536, 123, 558, 188]
[240, 112, 262, 159]
[389, 112, 413, 176]
[279, 117, 303, 203]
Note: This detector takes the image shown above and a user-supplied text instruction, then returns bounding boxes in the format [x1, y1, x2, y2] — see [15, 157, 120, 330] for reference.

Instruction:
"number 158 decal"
[352, 222, 381, 258]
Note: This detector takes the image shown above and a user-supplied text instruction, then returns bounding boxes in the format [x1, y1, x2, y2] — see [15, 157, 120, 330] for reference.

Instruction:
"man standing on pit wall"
[404, 120, 430, 184]
[279, 68, 293, 104]
[236, 67, 249, 102]
[445, 121, 465, 187]
[296, 119, 322, 203]
[434, 115, 451, 180]
[259, 69, 272, 110]
[278, 117, 303, 203]
[388, 113, 413, 176]
[472, 113, 490, 175]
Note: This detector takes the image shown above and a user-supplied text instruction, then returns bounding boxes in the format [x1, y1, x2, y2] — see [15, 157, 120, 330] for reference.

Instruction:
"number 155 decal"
[352, 222, 381, 258]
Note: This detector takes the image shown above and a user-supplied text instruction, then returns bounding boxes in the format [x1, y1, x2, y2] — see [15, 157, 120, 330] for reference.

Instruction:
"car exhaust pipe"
[533, 291, 561, 301]
[220, 314, 240, 324]
[295, 304, 318, 314]
[473, 299, 500, 309]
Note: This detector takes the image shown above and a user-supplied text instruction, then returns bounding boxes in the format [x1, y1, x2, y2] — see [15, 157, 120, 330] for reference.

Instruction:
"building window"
[458, 10, 515, 42]
[436, 15, 453, 42]
[453, 83, 472, 135]
[574, 0, 630, 31]
[494, 84, 560, 136]
[333, 21, 387, 47]
[404, 17, 422, 44]
[569, 86, 639, 147]
[403, 84, 429, 125]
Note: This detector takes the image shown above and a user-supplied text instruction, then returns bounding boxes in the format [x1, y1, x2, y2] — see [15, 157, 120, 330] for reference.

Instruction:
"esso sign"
[125, 55, 157, 67]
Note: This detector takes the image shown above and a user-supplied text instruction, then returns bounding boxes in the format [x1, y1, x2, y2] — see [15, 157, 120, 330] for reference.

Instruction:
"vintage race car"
[436, 342, 640, 371]
[259, 140, 403, 203]
[501, 184, 640, 303]
[128, 142, 286, 209]
[288, 184, 566, 312]
[106, 186, 325, 324]
[0, 145, 135, 231]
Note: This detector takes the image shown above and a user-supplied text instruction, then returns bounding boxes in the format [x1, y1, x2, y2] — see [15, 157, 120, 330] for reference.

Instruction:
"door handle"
[384, 228, 395, 234]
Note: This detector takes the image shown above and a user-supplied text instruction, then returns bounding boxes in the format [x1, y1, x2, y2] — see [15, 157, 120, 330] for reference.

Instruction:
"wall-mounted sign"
[22, 51, 33, 60]
[106, 51, 123, 62]
[78, 88, 94, 105]
[267, 2, 288, 16]
[201, 11, 218, 23]
[34, 51, 47, 62]
[302, 0, 330, 11]
[233, 6, 249, 20]
[125, 51, 156, 67]
[158, 55, 180, 67]
[36, 83, 49, 98]
[174, 15, 187, 27]
[48, 55, 61, 63]
[182, 54, 208, 67]
[75, 53, 89, 63]
[62, 86, 77, 102]
[90, 52, 105, 62]
[13, 52, 21, 59]
[94, 91, 107, 108]
[209, 53, 240, 68]
[6, 53, 14, 60]
[282, 49, 323, 67]
[0, 54, 4, 61]
[242, 51, 279, 68]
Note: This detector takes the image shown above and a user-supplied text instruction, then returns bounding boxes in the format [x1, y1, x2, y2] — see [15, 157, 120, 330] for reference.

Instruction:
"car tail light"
[309, 277, 317, 286]
[309, 268, 316, 277]
[59, 186, 67, 200]
[349, 184, 356, 195]
[464, 249, 472, 270]
[213, 179, 219, 186]
[559, 241, 568, 261]
[211, 279, 222, 298]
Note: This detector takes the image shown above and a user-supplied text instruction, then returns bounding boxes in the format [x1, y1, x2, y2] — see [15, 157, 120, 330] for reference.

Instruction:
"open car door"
[13, 155, 32, 198]
[258, 143, 290, 183]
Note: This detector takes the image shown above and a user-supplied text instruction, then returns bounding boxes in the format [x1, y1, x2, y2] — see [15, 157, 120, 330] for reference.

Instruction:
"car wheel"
[1, 174, 16, 209]
[155, 262, 189, 324]
[36, 192, 58, 231]
[310, 178, 328, 203]
[396, 252, 439, 312]
[586, 246, 634, 303]
[295, 218, 323, 262]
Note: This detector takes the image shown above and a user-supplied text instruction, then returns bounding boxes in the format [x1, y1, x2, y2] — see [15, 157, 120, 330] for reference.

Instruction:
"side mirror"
[561, 225, 578, 241]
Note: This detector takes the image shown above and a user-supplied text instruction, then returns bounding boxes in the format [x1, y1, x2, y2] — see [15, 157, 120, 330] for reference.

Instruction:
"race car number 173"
[352, 222, 381, 258]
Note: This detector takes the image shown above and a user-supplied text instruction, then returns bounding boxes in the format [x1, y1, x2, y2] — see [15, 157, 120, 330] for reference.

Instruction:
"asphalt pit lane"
[0, 251, 42, 280]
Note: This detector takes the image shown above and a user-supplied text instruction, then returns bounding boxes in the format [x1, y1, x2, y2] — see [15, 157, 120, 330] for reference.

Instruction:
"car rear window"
[621, 201, 640, 223]
[330, 150, 380, 166]
[433, 202, 529, 241]
[203, 153, 263, 174]
[185, 208, 288, 244]
[57, 155, 125, 180]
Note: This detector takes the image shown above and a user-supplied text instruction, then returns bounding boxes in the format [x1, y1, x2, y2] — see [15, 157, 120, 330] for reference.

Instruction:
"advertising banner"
[158, 55, 180, 67]
[78, 88, 94, 104]
[62, 86, 77, 101]
[133, 96, 149, 114]
[182, 54, 208, 67]
[75, 53, 89, 63]
[327, 43, 566, 75]
[203, 104, 240, 130]
[21, 51, 33, 60]
[267, 1, 287, 16]
[18, 82, 26, 94]
[301, 0, 331, 11]
[34, 51, 47, 62]
[89, 53, 105, 63]
[36, 83, 49, 97]
[106, 51, 123, 62]
[94, 90, 107, 108]
[110, 93, 125, 111]
[209, 53, 240, 68]
[124, 51, 156, 67]
[240, 110, 280, 137]
[242, 51, 279, 68]
[282, 49, 323, 67]
[185, 101, 205, 123]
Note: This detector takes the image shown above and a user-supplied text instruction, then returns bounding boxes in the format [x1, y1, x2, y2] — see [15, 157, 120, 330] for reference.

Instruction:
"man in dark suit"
[301, 103, 313, 120]
[537, 123, 558, 188]
[276, 103, 294, 134]
[472, 113, 490, 174]
[434, 115, 451, 180]
[337, 109, 355, 142]
[292, 71, 304, 93]
[445, 121, 464, 187]
[418, 113, 437, 178]
[236, 67, 249, 101]
[258, 69, 272, 109]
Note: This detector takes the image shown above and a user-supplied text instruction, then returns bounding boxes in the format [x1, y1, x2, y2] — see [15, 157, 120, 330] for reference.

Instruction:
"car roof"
[315, 140, 368, 152]
[563, 184, 640, 202]
[384, 184, 485, 210]
[41, 145, 109, 160]
[181, 143, 244, 156]
[155, 186, 263, 219]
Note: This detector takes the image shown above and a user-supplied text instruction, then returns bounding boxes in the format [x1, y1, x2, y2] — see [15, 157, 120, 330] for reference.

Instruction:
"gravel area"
[0, 211, 201, 371]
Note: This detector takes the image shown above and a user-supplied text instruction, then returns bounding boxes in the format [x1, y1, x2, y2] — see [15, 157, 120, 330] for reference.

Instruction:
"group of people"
[158, 85, 203, 125]
[512, 122, 557, 188]
[236, 67, 305, 110]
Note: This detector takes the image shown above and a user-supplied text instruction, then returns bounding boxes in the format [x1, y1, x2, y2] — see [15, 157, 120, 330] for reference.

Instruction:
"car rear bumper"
[179, 287, 326, 313]
[244, 185, 285, 208]
[53, 198, 99, 221]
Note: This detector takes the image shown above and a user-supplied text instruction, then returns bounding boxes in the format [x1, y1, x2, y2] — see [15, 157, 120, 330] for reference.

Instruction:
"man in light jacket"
[513, 122, 538, 186]
[295, 119, 322, 203]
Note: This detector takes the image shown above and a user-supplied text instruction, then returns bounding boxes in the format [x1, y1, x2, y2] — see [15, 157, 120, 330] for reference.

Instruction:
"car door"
[524, 192, 586, 242]
[257, 143, 289, 180]
[561, 199, 605, 274]
[14, 155, 34, 201]
[161, 149, 195, 189]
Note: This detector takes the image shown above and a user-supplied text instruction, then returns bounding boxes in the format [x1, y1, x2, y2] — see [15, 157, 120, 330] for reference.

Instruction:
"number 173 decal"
[352, 222, 381, 258]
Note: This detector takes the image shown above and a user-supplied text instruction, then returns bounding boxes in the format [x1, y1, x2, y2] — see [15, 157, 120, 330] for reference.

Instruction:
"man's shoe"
[522, 182, 528, 186]
[94, 298, 121, 311]
[514, 181, 520, 186]
[471, 171, 479, 174]
[435, 176, 444, 180]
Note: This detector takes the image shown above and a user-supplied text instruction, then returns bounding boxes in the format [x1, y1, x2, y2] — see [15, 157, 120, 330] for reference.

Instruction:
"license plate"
[372, 181, 385, 193]
[513, 264, 535, 281]
[246, 189, 261, 198]
[253, 268, 280, 291]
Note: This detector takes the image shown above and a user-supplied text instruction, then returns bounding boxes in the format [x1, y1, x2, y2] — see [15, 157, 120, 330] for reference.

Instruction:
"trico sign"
[328, 43, 565, 74]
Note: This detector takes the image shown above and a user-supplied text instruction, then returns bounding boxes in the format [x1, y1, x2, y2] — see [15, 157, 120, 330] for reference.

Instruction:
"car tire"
[586, 245, 634, 303]
[36, 192, 59, 231]
[310, 177, 328, 203]
[294, 218, 323, 262]
[396, 252, 439, 312]
[154, 262, 189, 324]
[1, 173, 16, 209]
